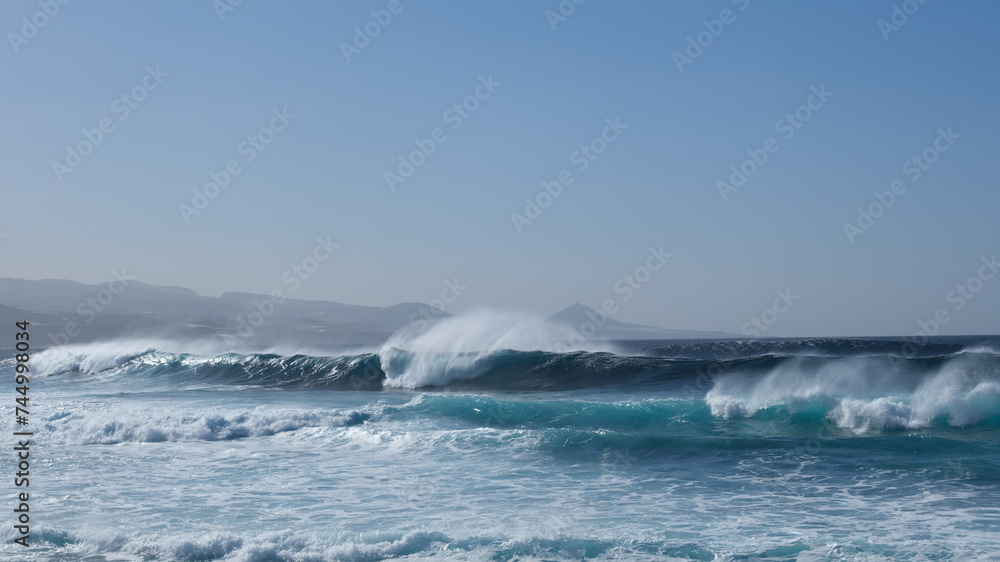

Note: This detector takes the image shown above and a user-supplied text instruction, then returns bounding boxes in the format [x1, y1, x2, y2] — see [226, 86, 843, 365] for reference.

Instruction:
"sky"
[1, 0, 998, 337]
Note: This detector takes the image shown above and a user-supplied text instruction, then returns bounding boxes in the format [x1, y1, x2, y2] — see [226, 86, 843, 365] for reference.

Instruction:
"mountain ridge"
[0, 278, 731, 346]
[548, 303, 732, 339]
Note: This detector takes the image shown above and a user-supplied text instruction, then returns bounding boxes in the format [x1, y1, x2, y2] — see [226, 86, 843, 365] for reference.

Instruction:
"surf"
[20, 328, 1000, 434]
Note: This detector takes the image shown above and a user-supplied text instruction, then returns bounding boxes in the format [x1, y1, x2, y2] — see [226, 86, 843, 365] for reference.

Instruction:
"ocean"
[2, 334, 999, 561]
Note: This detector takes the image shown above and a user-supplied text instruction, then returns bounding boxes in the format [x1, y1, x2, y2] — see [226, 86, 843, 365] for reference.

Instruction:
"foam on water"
[4, 335, 1000, 561]
[379, 308, 618, 388]
[40, 403, 370, 444]
[33, 343, 156, 376]
[706, 350, 1000, 432]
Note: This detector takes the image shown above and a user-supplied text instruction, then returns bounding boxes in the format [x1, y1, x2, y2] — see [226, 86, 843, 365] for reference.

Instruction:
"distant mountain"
[548, 303, 733, 340]
[0, 277, 444, 348]
[0, 279, 731, 349]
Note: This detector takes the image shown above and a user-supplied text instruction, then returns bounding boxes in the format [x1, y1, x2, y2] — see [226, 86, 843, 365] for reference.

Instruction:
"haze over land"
[0, 277, 729, 349]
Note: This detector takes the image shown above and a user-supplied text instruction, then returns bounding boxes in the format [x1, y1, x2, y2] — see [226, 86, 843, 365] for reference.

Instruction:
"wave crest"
[707, 352, 1000, 432]
[43, 405, 369, 444]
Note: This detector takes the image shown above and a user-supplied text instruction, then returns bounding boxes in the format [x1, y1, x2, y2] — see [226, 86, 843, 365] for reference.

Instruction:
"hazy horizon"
[4, 273, 1000, 340]
[3, 1, 998, 338]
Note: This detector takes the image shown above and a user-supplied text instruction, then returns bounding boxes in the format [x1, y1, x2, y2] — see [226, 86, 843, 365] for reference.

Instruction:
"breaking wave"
[18, 329, 1000, 434]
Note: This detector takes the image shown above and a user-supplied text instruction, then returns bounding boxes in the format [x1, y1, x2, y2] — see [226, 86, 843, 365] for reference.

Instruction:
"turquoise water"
[1, 337, 999, 560]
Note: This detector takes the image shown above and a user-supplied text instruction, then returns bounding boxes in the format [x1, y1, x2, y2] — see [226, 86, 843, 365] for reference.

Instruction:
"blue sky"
[2, 0, 998, 336]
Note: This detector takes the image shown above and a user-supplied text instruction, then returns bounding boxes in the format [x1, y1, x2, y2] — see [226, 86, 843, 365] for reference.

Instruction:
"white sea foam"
[33, 342, 155, 376]
[706, 352, 1000, 432]
[19, 528, 458, 562]
[830, 397, 922, 432]
[41, 404, 369, 445]
[379, 308, 616, 388]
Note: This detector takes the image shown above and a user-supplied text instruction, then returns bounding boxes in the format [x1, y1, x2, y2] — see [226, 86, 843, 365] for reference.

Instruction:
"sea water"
[1, 334, 998, 560]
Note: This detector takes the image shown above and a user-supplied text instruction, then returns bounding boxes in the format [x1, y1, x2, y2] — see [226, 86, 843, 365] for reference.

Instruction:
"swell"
[36, 393, 1000, 447]
[27, 347, 813, 392]
[26, 340, 1000, 394]
[18, 338, 1000, 434]
[33, 394, 1000, 485]
[393, 394, 1000, 435]
[30, 348, 388, 390]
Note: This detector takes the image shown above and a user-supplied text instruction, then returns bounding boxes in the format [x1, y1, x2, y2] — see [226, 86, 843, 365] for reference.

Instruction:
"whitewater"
[2, 316, 999, 560]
